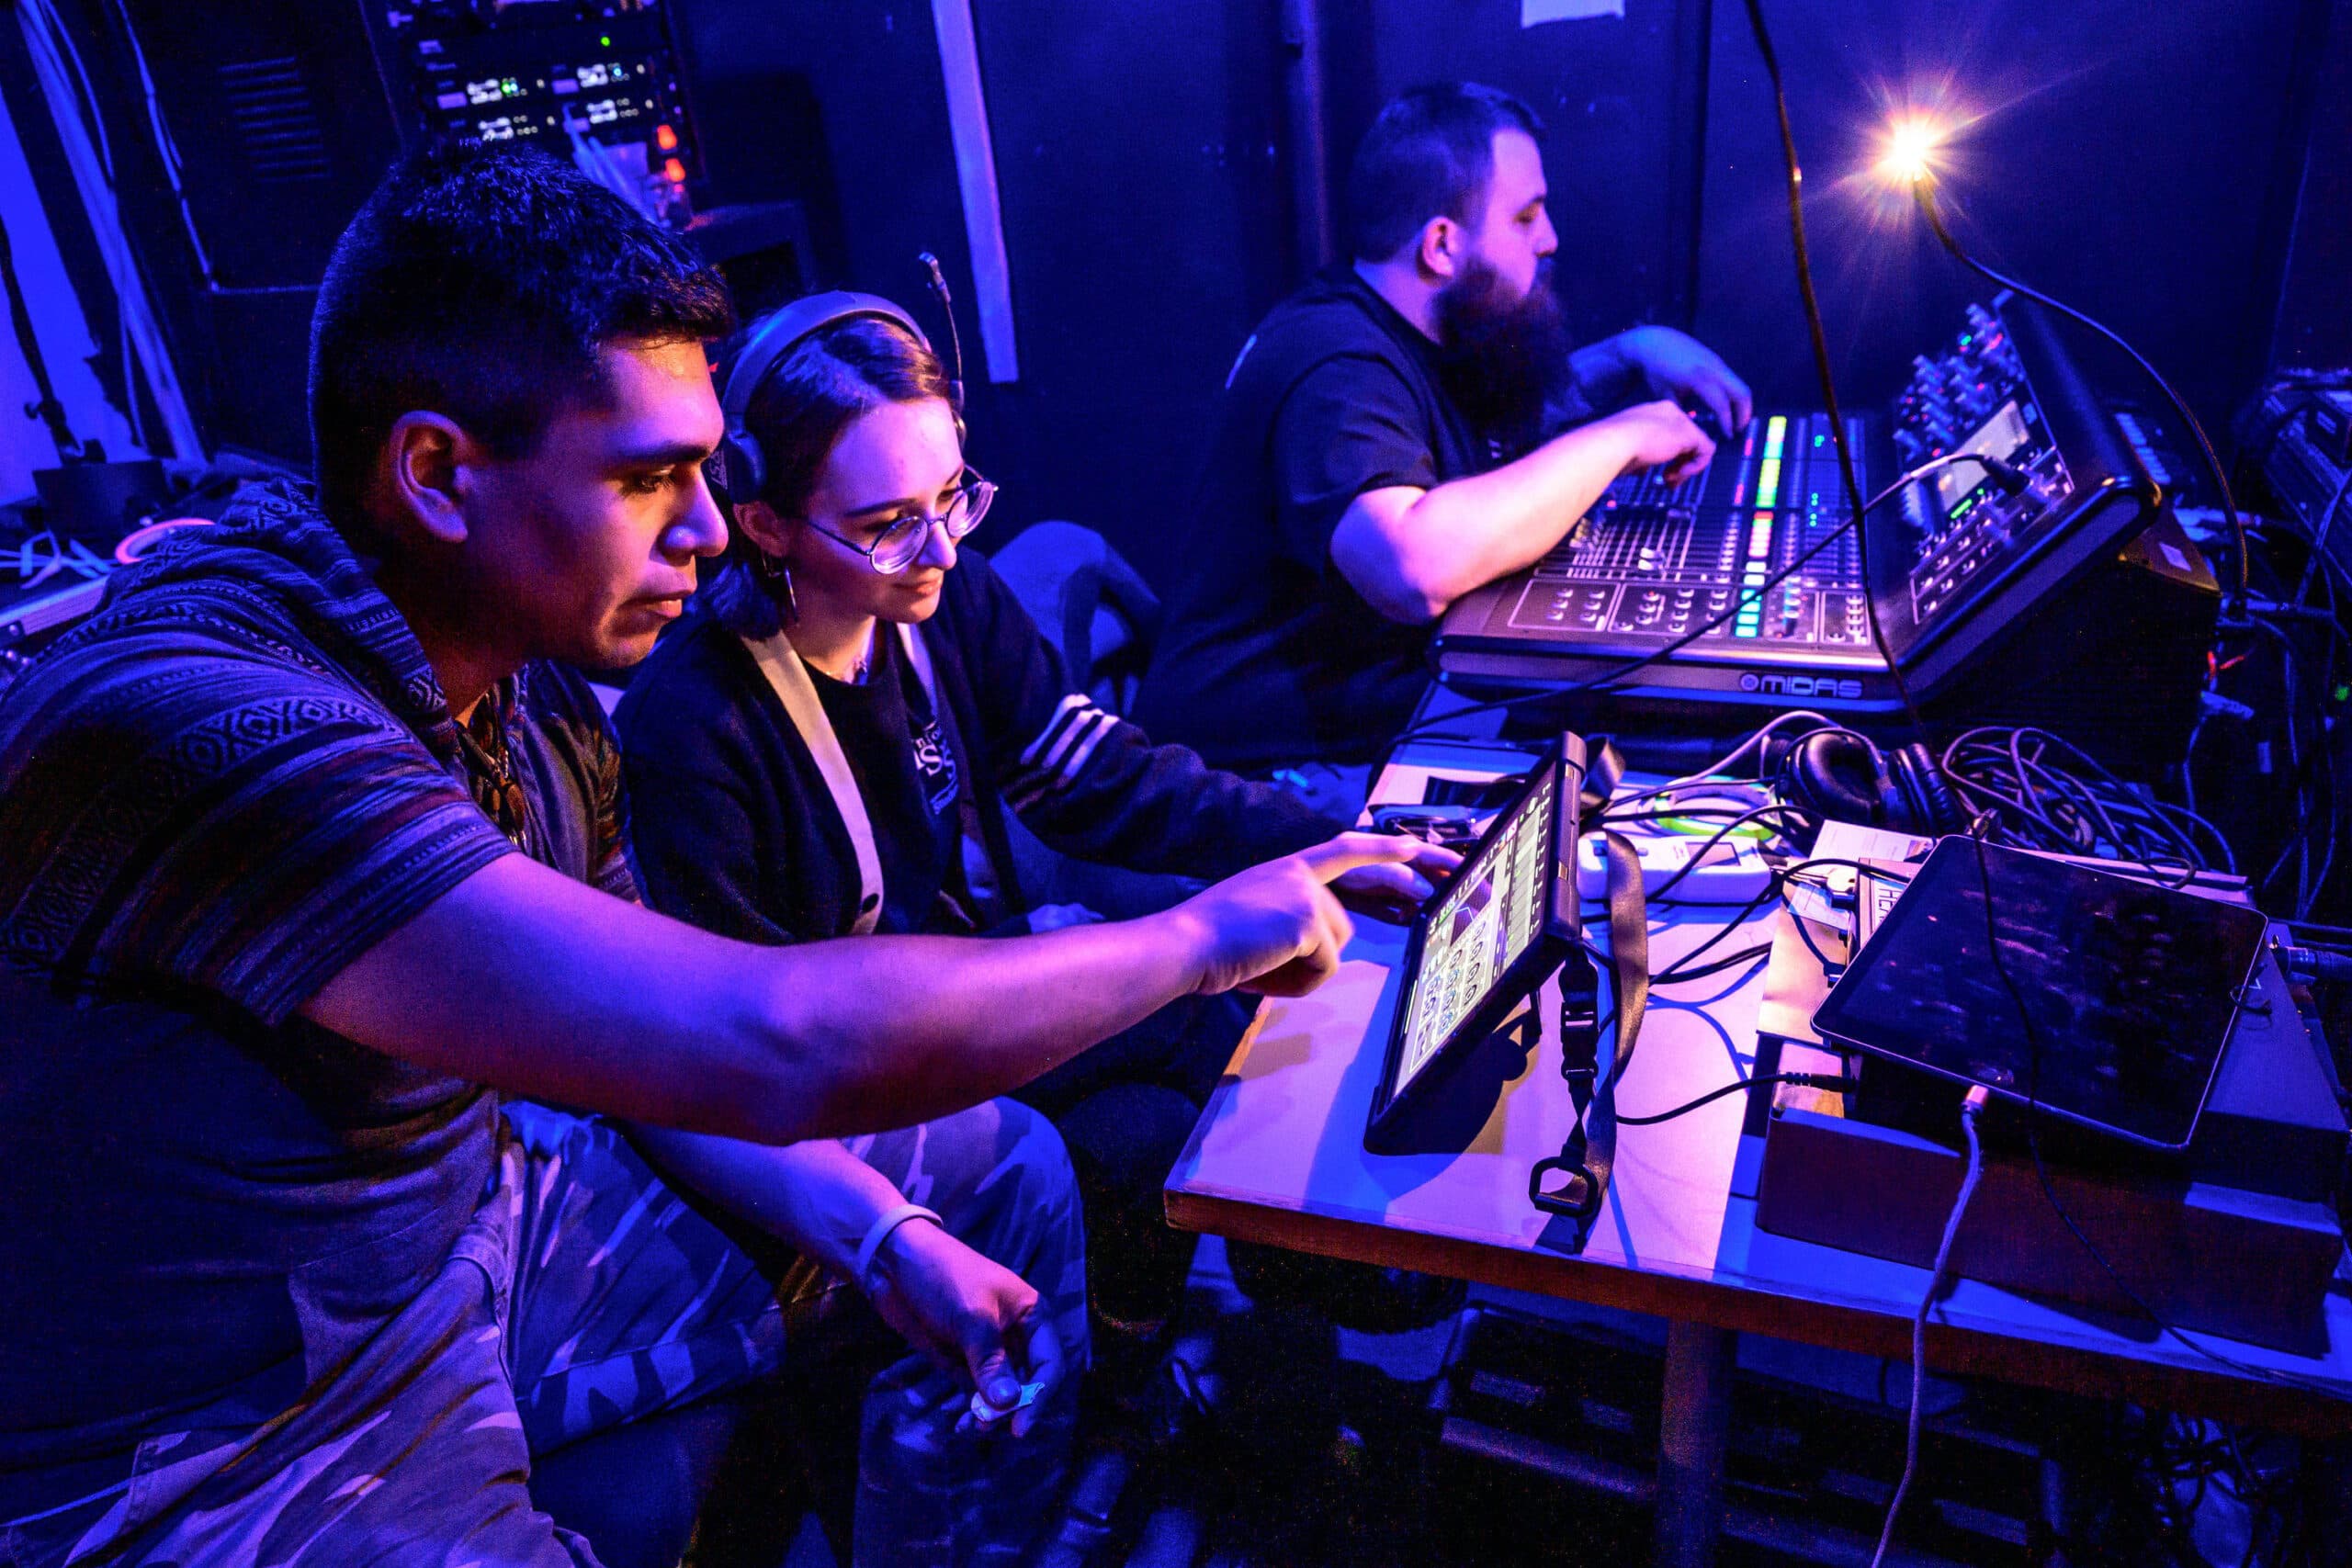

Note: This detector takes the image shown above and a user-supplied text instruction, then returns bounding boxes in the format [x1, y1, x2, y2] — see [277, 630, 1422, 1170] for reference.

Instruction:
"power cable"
[1870, 1089, 1988, 1568]
[1614, 1068, 1851, 1126]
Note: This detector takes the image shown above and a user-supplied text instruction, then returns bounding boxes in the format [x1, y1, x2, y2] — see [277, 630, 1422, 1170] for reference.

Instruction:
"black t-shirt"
[1135, 268, 1487, 772]
[0, 482, 631, 1483]
[807, 632, 976, 934]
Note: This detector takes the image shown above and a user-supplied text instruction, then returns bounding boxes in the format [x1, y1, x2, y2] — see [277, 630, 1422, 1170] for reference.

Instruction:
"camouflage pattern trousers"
[1, 1099, 1088, 1568]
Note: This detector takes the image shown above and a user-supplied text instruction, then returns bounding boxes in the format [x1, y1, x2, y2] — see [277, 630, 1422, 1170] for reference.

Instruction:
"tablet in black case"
[1365, 736, 1588, 1155]
[1812, 838, 2267, 1151]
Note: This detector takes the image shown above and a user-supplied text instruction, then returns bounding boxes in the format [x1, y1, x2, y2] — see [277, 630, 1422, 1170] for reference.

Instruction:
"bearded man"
[1136, 82, 1751, 810]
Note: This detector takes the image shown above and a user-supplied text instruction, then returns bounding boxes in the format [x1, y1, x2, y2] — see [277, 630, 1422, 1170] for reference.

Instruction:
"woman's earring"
[756, 549, 800, 621]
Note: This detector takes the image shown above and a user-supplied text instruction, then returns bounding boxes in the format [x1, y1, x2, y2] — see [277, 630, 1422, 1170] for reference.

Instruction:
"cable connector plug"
[2282, 945, 2352, 985]
[1962, 1084, 1991, 1117]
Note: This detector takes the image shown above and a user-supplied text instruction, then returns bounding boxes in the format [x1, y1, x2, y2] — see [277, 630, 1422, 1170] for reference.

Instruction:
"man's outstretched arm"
[304, 834, 1410, 1145]
[1329, 399, 1714, 624]
[1566, 325, 1754, 435]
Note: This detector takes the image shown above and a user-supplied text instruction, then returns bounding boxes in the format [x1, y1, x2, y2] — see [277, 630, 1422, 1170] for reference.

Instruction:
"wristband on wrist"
[854, 1202, 944, 1292]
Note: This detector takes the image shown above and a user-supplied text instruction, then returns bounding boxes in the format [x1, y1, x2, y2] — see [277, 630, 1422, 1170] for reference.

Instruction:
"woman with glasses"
[616, 307, 1453, 1407]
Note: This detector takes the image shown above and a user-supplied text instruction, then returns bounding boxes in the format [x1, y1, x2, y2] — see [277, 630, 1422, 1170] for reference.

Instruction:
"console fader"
[1509, 411, 1877, 661]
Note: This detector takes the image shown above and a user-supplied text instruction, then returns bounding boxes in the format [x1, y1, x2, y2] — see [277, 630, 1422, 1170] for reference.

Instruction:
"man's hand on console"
[1166, 832, 1430, 996]
[1597, 399, 1717, 485]
[1329, 836, 1461, 922]
[868, 1216, 1066, 1439]
[1607, 324, 1754, 435]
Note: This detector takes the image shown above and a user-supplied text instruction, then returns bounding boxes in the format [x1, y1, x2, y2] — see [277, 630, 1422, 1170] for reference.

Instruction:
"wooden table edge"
[1165, 1179, 2352, 1438]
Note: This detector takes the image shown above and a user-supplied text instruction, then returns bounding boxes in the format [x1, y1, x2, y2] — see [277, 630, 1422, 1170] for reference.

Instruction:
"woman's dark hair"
[736, 314, 953, 517]
[310, 140, 734, 524]
[709, 313, 954, 637]
[1346, 82, 1545, 263]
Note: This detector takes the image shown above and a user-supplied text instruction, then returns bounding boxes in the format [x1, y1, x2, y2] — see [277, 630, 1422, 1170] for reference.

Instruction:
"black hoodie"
[616, 549, 1342, 947]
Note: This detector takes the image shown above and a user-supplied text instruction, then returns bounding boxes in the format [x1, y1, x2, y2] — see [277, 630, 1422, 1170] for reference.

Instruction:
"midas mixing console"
[1510, 411, 1875, 661]
[1434, 295, 2217, 756]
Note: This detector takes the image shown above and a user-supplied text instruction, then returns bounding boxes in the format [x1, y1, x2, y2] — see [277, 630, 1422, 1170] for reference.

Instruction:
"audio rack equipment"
[371, 0, 702, 226]
[1434, 295, 2220, 768]
[108, 0, 722, 460]
[2248, 370, 2352, 592]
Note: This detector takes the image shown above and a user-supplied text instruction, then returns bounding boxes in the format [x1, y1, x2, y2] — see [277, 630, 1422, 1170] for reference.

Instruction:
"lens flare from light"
[1878, 117, 1945, 186]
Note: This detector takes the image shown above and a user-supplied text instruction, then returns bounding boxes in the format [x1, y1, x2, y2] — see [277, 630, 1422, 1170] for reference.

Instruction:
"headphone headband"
[719, 291, 930, 427]
[716, 290, 936, 502]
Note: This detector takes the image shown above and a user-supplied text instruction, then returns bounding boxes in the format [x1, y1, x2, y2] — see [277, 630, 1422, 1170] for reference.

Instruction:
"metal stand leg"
[1655, 1319, 1736, 1568]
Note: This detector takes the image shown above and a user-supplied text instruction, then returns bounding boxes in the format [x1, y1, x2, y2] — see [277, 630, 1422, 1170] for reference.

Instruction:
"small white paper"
[1522, 0, 1624, 23]
[1786, 820, 1933, 929]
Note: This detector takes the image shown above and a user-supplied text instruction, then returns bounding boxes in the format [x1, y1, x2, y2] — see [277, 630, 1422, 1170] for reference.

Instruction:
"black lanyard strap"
[1531, 830, 1649, 1242]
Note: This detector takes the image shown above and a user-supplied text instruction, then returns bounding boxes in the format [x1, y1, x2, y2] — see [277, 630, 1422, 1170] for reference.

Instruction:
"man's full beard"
[1430, 255, 1572, 446]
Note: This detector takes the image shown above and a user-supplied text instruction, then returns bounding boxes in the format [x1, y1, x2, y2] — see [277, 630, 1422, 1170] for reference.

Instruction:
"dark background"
[9, 0, 2347, 595]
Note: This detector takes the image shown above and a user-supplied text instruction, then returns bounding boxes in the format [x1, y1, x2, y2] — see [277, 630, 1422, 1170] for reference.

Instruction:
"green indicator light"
[1657, 814, 1776, 840]
[601, 34, 613, 46]
[1959, 333, 1972, 345]
[2337, 684, 2350, 703]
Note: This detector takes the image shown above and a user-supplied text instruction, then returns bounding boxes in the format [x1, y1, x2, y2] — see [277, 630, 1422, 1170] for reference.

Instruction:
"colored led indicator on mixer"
[1753, 416, 1788, 511]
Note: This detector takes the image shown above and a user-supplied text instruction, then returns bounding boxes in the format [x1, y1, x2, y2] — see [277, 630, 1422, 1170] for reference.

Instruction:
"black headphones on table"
[1770, 728, 1962, 837]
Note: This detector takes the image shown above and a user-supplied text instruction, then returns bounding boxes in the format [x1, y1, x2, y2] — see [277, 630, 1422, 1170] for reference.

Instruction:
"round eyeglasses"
[805, 469, 995, 575]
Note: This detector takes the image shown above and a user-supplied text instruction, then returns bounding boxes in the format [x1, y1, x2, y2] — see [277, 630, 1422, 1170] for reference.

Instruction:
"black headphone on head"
[713, 287, 965, 503]
[1771, 728, 1962, 837]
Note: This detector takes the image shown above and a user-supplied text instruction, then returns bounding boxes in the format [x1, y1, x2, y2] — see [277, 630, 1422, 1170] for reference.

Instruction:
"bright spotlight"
[1878, 117, 1944, 186]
